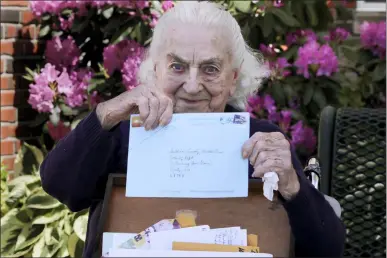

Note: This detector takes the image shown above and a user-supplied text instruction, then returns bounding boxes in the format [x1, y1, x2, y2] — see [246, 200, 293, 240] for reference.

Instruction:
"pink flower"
[360, 21, 386, 59]
[64, 69, 93, 108]
[316, 44, 339, 76]
[324, 27, 350, 43]
[247, 94, 277, 119]
[278, 110, 292, 133]
[28, 63, 72, 113]
[161, 0, 175, 11]
[47, 121, 71, 141]
[294, 40, 338, 78]
[259, 44, 276, 58]
[121, 46, 145, 91]
[90, 91, 103, 108]
[29, 1, 62, 16]
[103, 40, 144, 76]
[59, 13, 75, 30]
[269, 57, 291, 79]
[45, 36, 81, 70]
[273, 0, 285, 7]
[290, 121, 316, 153]
[149, 10, 161, 28]
[286, 29, 317, 46]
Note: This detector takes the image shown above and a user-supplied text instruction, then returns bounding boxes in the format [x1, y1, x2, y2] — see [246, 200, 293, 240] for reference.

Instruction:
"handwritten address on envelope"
[126, 113, 250, 198]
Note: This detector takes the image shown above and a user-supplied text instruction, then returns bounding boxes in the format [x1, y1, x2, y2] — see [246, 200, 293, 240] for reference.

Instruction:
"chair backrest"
[318, 107, 386, 258]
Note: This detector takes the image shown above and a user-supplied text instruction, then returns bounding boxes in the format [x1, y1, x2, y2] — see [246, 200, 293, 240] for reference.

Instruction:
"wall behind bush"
[0, 0, 44, 176]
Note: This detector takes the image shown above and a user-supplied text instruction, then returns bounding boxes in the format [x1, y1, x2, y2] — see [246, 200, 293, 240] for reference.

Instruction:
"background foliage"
[1, 144, 88, 257]
[1, 0, 386, 257]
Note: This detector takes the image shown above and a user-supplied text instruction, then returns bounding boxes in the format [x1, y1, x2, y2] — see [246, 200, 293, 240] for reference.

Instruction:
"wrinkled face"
[154, 24, 239, 113]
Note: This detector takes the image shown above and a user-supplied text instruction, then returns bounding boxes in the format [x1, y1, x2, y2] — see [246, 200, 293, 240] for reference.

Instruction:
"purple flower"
[269, 57, 291, 79]
[29, 1, 62, 16]
[63, 69, 93, 107]
[259, 44, 276, 58]
[316, 44, 339, 76]
[59, 13, 75, 31]
[28, 64, 58, 113]
[121, 46, 145, 91]
[290, 121, 316, 154]
[278, 110, 292, 133]
[103, 40, 144, 76]
[45, 36, 81, 70]
[286, 29, 317, 46]
[247, 94, 278, 120]
[324, 27, 350, 43]
[273, 0, 285, 7]
[161, 0, 175, 11]
[360, 21, 386, 59]
[294, 40, 338, 78]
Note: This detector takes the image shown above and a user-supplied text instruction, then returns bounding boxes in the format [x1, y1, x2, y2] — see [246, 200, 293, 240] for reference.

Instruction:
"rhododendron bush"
[24, 0, 385, 163]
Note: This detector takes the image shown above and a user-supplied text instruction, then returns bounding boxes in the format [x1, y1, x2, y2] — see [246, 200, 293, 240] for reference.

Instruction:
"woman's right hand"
[96, 85, 174, 131]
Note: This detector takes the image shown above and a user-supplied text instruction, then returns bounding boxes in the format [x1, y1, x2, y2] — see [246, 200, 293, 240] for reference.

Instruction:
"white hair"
[138, 1, 269, 111]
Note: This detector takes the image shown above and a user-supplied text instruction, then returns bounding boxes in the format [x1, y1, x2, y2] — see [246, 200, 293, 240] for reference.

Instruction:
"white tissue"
[262, 172, 279, 201]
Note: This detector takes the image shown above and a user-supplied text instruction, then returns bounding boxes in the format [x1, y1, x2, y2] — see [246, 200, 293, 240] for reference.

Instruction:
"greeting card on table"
[126, 113, 250, 198]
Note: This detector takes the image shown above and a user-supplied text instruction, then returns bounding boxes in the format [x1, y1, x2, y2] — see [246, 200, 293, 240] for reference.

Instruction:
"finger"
[145, 95, 159, 130]
[252, 157, 291, 178]
[255, 137, 290, 154]
[160, 97, 173, 126]
[254, 150, 287, 167]
[241, 137, 256, 159]
[156, 95, 169, 125]
[138, 96, 150, 123]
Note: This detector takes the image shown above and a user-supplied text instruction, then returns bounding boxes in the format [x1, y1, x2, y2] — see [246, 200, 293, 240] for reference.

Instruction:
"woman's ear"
[229, 69, 239, 96]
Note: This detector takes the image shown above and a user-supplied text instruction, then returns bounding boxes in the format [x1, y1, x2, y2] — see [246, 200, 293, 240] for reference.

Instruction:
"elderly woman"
[40, 1, 345, 257]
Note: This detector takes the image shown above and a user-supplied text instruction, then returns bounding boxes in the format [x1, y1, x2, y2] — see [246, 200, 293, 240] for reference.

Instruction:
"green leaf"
[290, 0, 306, 27]
[56, 234, 70, 257]
[111, 22, 134, 45]
[13, 143, 44, 176]
[25, 190, 62, 209]
[73, 214, 88, 242]
[64, 215, 73, 235]
[68, 233, 84, 258]
[372, 62, 386, 82]
[39, 24, 50, 37]
[282, 45, 298, 60]
[271, 8, 300, 27]
[22, 74, 34, 81]
[1, 208, 24, 252]
[44, 226, 60, 245]
[6, 183, 26, 207]
[233, 1, 251, 13]
[340, 46, 359, 63]
[32, 233, 46, 257]
[15, 223, 44, 251]
[32, 207, 65, 224]
[303, 84, 314, 105]
[8, 175, 40, 190]
[102, 6, 114, 19]
[25, 142, 44, 168]
[312, 87, 327, 109]
[262, 12, 274, 37]
[305, 2, 318, 26]
[271, 82, 286, 106]
[59, 103, 80, 116]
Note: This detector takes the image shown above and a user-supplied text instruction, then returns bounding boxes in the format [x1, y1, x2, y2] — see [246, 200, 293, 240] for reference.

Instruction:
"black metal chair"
[318, 106, 386, 257]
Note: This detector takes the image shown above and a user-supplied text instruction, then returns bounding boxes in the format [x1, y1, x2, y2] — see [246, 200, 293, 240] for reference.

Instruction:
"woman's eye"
[203, 66, 219, 74]
[171, 63, 185, 72]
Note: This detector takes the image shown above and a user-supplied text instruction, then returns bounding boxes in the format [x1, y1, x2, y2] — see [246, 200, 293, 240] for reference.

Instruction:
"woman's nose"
[183, 67, 202, 94]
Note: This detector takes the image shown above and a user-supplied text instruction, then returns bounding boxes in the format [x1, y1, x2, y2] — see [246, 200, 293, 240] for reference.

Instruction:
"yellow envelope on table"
[172, 242, 260, 253]
[247, 234, 258, 247]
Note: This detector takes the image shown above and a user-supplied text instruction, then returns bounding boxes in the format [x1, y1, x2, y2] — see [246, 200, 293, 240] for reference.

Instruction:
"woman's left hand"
[242, 131, 300, 200]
